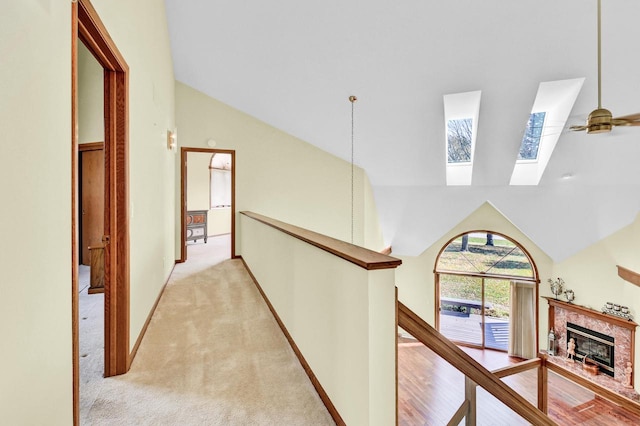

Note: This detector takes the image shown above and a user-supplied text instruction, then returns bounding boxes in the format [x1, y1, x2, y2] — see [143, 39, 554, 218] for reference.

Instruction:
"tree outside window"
[447, 118, 473, 163]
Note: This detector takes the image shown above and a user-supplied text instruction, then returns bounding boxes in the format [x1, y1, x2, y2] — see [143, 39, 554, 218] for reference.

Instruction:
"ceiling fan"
[570, 0, 640, 133]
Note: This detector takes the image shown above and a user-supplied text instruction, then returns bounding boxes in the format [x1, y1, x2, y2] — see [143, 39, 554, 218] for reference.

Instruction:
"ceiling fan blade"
[613, 113, 640, 122]
[612, 114, 640, 127]
[569, 124, 588, 132]
[616, 121, 640, 127]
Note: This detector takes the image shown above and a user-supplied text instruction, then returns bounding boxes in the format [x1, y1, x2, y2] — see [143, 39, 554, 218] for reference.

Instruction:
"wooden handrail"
[491, 358, 541, 379]
[398, 301, 557, 425]
[241, 211, 402, 270]
[491, 357, 550, 415]
[617, 265, 640, 288]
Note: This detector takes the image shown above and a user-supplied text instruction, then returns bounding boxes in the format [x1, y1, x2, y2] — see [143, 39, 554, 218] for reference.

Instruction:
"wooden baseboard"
[127, 263, 175, 368]
[238, 256, 346, 426]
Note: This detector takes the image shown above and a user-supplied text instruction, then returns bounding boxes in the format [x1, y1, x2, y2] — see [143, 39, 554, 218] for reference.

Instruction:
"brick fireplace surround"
[545, 297, 639, 401]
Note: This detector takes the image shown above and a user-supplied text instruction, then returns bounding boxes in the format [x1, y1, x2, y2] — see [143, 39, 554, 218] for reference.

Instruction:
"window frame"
[433, 230, 540, 352]
[209, 153, 232, 209]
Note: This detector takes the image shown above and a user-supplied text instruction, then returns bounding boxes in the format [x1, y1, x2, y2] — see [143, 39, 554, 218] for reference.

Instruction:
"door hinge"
[102, 235, 111, 245]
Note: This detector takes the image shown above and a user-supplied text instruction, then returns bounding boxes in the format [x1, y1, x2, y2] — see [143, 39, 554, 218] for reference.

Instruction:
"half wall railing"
[239, 211, 401, 425]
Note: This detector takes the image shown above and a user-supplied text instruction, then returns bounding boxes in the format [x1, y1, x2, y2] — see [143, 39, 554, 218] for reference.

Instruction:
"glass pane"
[501, 368, 538, 406]
[437, 233, 534, 279]
[398, 336, 466, 425]
[439, 274, 483, 346]
[398, 330, 540, 425]
[211, 169, 231, 208]
[476, 386, 531, 425]
[399, 322, 640, 424]
[447, 118, 473, 163]
[488, 245, 534, 278]
[437, 236, 481, 273]
[518, 111, 546, 161]
[546, 370, 640, 424]
[483, 278, 510, 351]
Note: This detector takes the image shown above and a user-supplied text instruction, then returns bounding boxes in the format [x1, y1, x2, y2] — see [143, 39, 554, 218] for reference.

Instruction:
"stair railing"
[398, 301, 557, 426]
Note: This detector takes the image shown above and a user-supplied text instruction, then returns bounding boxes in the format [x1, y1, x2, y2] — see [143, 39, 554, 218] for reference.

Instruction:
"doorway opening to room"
[77, 137, 105, 422]
[72, 0, 130, 424]
[434, 231, 539, 357]
[180, 148, 236, 264]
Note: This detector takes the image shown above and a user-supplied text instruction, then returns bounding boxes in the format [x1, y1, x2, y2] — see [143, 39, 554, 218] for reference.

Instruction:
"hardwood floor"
[398, 338, 640, 425]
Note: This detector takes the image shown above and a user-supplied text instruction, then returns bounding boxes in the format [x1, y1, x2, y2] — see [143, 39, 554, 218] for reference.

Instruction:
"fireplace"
[546, 297, 638, 400]
[567, 322, 615, 377]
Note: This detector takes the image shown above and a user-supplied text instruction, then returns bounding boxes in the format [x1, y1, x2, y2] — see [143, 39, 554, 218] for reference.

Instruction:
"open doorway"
[72, 0, 130, 423]
[76, 38, 106, 421]
[180, 148, 236, 264]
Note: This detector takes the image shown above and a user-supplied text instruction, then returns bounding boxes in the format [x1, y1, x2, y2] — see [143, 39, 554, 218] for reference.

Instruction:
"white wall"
[208, 209, 231, 236]
[0, 2, 73, 423]
[240, 215, 396, 425]
[175, 82, 385, 256]
[186, 150, 210, 221]
[78, 41, 104, 144]
[0, 1, 176, 422]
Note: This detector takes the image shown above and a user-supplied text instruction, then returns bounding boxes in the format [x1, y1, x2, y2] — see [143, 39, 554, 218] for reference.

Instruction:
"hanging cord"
[349, 95, 357, 244]
[597, 0, 602, 109]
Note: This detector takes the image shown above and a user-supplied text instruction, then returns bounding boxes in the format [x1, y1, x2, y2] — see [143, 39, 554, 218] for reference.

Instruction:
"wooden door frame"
[180, 147, 236, 262]
[72, 0, 130, 424]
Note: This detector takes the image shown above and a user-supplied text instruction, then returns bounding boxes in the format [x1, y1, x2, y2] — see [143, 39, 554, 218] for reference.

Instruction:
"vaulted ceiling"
[165, 0, 640, 261]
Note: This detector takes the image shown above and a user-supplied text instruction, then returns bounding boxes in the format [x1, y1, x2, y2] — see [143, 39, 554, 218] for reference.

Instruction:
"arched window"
[434, 231, 539, 357]
[210, 153, 231, 209]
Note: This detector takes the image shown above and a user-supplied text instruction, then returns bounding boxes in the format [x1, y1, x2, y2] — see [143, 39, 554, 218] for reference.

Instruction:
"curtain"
[508, 280, 536, 359]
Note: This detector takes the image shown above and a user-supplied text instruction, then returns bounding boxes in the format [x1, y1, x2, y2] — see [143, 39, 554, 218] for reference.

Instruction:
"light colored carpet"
[83, 236, 334, 425]
[79, 264, 105, 421]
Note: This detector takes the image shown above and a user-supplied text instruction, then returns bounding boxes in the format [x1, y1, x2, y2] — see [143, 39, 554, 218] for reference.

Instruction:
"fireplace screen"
[566, 322, 615, 377]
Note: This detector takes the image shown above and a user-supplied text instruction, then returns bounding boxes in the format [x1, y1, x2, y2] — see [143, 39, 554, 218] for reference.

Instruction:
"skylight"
[509, 78, 584, 186]
[518, 112, 546, 161]
[447, 118, 473, 163]
[443, 90, 482, 186]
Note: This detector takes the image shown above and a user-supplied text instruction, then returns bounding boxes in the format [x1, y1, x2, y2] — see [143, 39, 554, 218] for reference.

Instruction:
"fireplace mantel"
[545, 297, 637, 390]
[544, 297, 638, 331]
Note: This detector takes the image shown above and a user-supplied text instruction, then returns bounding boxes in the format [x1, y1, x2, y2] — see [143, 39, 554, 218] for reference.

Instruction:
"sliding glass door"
[435, 231, 537, 352]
